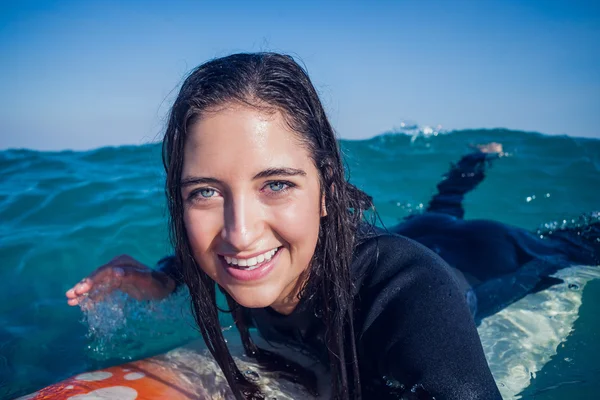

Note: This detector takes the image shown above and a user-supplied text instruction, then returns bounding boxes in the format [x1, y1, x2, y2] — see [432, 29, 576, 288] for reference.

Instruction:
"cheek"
[273, 193, 321, 253]
[183, 208, 221, 254]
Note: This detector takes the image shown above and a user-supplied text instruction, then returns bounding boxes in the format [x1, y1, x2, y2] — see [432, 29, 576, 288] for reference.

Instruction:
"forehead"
[183, 106, 314, 176]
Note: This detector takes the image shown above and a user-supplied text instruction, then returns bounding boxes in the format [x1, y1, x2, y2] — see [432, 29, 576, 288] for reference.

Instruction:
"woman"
[67, 53, 500, 399]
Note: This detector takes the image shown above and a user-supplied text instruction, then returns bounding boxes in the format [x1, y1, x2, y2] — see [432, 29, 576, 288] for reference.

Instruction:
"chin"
[225, 286, 280, 309]
[236, 298, 274, 309]
[232, 295, 277, 309]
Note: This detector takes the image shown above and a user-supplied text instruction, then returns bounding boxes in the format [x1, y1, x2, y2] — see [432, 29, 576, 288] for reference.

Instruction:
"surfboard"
[15, 338, 324, 400]
[478, 265, 600, 400]
[16, 358, 199, 400]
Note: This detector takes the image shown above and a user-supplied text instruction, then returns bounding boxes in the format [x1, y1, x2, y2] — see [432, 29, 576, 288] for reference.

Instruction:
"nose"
[221, 193, 263, 251]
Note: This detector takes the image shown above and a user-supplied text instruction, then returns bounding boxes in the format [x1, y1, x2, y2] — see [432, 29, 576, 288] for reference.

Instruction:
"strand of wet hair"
[225, 294, 320, 396]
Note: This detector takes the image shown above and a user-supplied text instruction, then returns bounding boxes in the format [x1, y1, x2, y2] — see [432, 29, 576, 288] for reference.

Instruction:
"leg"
[426, 147, 501, 219]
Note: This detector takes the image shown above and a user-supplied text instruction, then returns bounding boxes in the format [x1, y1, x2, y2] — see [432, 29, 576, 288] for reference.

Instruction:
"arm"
[359, 236, 501, 399]
[66, 254, 180, 306]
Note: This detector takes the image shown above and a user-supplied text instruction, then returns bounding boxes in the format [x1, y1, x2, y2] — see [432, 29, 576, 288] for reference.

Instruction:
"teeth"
[224, 247, 279, 268]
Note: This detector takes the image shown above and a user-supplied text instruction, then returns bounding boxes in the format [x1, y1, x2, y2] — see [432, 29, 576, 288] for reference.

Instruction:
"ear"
[320, 194, 327, 217]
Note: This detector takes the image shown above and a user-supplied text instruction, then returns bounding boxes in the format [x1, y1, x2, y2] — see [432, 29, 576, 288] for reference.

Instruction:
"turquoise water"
[1, 128, 599, 399]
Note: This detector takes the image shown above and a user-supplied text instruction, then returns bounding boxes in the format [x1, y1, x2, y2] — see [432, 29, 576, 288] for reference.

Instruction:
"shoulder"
[352, 229, 453, 291]
[350, 231, 501, 398]
[351, 231, 461, 330]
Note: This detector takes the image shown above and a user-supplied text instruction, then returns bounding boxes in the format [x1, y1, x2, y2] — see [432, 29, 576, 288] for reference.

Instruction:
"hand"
[66, 255, 176, 306]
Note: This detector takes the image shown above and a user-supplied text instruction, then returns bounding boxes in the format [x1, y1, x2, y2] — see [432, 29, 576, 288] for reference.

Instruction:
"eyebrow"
[180, 167, 306, 188]
[252, 167, 306, 180]
[180, 176, 221, 187]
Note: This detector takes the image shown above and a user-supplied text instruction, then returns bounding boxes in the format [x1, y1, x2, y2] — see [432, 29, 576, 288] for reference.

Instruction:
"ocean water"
[1, 128, 599, 399]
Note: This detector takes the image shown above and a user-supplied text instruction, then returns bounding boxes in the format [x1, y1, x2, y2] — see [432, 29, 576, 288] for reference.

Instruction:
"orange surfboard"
[16, 340, 323, 400]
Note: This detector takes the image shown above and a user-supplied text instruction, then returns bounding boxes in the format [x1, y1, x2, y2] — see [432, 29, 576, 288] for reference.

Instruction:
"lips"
[221, 247, 282, 282]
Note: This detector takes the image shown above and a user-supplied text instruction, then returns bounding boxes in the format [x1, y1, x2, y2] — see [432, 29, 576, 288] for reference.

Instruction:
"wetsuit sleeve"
[358, 235, 501, 399]
[156, 255, 185, 289]
[426, 151, 499, 218]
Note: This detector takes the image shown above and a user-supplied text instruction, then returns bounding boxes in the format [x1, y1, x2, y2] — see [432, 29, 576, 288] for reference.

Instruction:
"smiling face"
[181, 104, 323, 314]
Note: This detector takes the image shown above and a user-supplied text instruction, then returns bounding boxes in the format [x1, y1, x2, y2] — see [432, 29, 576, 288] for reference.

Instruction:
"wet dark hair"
[162, 53, 373, 399]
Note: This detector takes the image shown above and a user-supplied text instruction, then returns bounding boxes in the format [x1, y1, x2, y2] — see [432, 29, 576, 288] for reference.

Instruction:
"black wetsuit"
[249, 232, 502, 399]
[389, 151, 600, 320]
[395, 151, 599, 274]
[160, 233, 502, 399]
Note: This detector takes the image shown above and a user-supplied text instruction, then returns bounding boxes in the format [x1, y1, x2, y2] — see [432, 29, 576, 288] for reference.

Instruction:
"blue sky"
[1, 0, 599, 150]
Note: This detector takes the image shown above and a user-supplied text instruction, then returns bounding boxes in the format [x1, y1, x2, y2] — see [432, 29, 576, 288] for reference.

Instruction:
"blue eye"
[268, 182, 287, 192]
[187, 187, 221, 204]
[198, 188, 216, 198]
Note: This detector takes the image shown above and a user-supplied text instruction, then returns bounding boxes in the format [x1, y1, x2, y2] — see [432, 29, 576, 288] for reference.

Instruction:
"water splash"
[536, 212, 600, 238]
[79, 288, 198, 361]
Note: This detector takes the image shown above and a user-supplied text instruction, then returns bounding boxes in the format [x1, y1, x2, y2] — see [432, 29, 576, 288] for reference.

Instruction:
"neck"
[269, 269, 310, 315]
[270, 299, 299, 315]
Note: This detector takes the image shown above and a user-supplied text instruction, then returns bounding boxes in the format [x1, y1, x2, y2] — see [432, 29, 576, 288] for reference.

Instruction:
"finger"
[67, 298, 80, 306]
[74, 280, 92, 295]
[66, 288, 76, 298]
